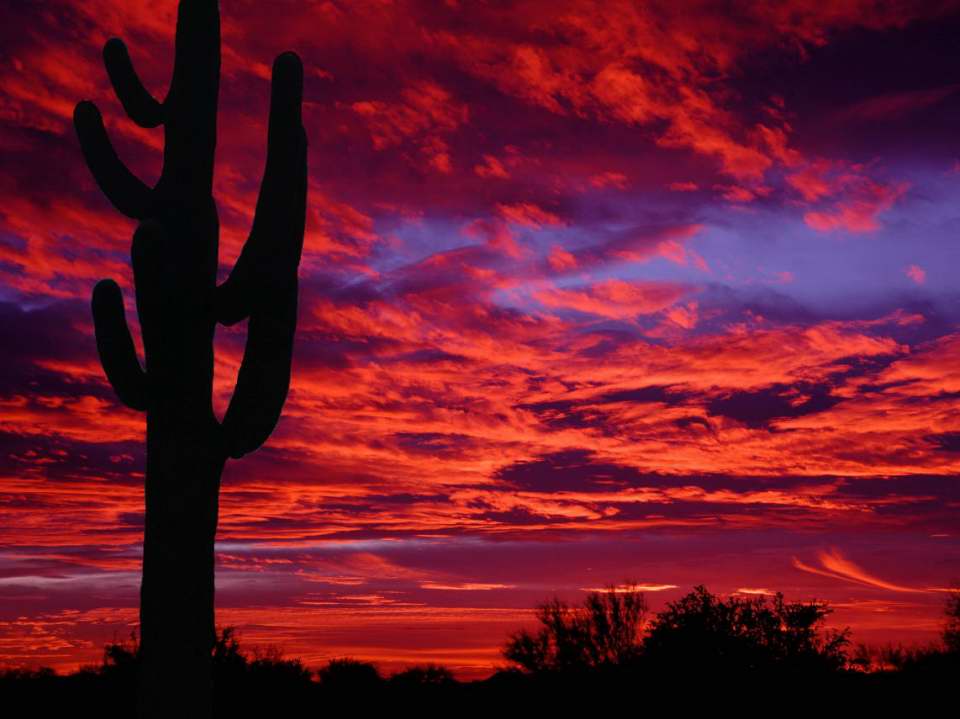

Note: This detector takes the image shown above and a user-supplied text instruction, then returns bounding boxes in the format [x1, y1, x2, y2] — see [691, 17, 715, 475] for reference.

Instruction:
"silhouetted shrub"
[503, 584, 850, 676]
[99, 626, 250, 671]
[854, 588, 960, 677]
[93, 627, 315, 718]
[504, 583, 647, 673]
[390, 663, 457, 687]
[4, 585, 958, 714]
[855, 642, 945, 672]
[0, 667, 57, 682]
[316, 657, 382, 691]
[248, 646, 312, 684]
[642, 585, 849, 673]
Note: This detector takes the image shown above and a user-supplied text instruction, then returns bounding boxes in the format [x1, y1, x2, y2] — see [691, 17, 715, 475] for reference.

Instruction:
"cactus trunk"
[138, 417, 224, 717]
[73, 2, 308, 716]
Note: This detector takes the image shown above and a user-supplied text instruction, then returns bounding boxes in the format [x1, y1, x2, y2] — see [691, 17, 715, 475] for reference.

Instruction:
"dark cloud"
[708, 382, 840, 429]
[927, 432, 960, 452]
[495, 450, 649, 492]
[0, 300, 113, 400]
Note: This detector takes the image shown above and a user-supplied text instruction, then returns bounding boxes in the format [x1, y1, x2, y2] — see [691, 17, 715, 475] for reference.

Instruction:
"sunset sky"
[2, 0, 960, 677]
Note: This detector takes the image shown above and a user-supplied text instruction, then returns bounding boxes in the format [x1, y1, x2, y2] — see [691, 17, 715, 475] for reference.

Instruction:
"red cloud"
[905, 264, 926, 285]
[803, 177, 908, 233]
[351, 81, 469, 149]
[835, 84, 959, 122]
[787, 159, 909, 234]
[588, 171, 629, 189]
[474, 154, 510, 179]
[351, 81, 468, 173]
[496, 202, 564, 229]
[535, 280, 690, 319]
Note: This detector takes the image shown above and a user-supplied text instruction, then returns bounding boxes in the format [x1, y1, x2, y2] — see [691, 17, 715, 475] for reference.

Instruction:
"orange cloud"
[792, 549, 929, 593]
[420, 582, 515, 591]
[581, 583, 678, 593]
[736, 588, 775, 596]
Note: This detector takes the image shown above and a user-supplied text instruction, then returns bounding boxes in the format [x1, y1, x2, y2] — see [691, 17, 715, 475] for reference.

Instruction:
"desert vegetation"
[3, 584, 957, 715]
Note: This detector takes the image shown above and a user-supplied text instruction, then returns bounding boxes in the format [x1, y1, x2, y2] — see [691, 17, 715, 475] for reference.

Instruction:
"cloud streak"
[793, 549, 930, 594]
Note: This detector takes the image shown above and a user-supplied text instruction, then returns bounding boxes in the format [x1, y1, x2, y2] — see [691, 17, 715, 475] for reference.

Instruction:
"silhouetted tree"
[100, 627, 249, 673]
[316, 658, 383, 692]
[642, 585, 849, 673]
[247, 646, 312, 684]
[72, 1, 307, 716]
[102, 630, 141, 674]
[390, 664, 457, 687]
[5, 585, 960, 714]
[851, 587, 960, 675]
[504, 584, 647, 673]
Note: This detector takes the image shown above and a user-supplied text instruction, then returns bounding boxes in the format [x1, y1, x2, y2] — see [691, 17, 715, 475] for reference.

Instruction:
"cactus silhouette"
[73, 1, 307, 716]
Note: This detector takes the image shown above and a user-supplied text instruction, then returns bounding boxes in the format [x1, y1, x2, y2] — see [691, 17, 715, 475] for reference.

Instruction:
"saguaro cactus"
[73, 1, 307, 715]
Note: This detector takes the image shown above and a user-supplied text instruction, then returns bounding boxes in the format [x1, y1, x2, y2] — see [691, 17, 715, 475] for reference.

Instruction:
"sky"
[1, 0, 960, 678]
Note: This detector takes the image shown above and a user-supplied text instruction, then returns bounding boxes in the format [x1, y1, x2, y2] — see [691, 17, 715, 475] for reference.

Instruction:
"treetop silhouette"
[504, 584, 850, 675]
[504, 583, 647, 673]
[643, 584, 849, 673]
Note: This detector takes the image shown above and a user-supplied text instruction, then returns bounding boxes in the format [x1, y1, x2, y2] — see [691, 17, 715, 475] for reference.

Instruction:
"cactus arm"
[221, 285, 299, 459]
[103, 39, 164, 129]
[73, 101, 153, 220]
[91, 279, 148, 411]
[217, 53, 306, 325]
[220, 53, 307, 459]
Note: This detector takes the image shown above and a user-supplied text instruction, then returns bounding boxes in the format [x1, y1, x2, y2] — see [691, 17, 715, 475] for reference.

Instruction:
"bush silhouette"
[4, 585, 960, 713]
[503, 583, 647, 673]
[853, 587, 960, 675]
[92, 627, 315, 717]
[390, 664, 457, 687]
[643, 585, 849, 673]
[316, 657, 383, 692]
[503, 584, 849, 676]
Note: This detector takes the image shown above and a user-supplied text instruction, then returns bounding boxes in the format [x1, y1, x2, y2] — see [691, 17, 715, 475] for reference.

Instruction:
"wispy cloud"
[792, 549, 929, 593]
[580, 583, 678, 593]
[420, 582, 515, 591]
[735, 587, 775, 596]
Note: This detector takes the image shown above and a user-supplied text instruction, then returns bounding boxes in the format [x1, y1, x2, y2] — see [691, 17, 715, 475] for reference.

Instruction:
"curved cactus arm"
[103, 38, 164, 129]
[221, 285, 299, 459]
[92, 279, 148, 411]
[217, 52, 306, 326]
[73, 102, 153, 220]
[220, 53, 307, 459]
